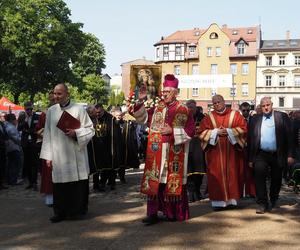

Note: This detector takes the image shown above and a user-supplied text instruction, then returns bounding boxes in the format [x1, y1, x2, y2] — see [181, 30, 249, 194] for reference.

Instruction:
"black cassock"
[88, 112, 122, 174]
[118, 119, 140, 169]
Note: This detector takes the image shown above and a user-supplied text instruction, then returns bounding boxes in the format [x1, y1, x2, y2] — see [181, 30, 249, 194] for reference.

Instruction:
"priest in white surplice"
[40, 83, 95, 223]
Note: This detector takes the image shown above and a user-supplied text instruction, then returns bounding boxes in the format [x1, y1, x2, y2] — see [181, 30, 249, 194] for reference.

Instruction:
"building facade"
[257, 36, 300, 111]
[154, 23, 260, 110]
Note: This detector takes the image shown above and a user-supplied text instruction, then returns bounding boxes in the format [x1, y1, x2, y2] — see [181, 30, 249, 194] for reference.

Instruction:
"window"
[279, 97, 285, 107]
[174, 65, 181, 75]
[156, 47, 160, 58]
[295, 56, 300, 65]
[175, 46, 181, 56]
[230, 84, 237, 97]
[210, 32, 218, 39]
[237, 41, 245, 55]
[242, 63, 249, 75]
[177, 88, 181, 95]
[295, 75, 300, 86]
[266, 56, 272, 66]
[210, 64, 218, 74]
[163, 46, 169, 57]
[189, 46, 196, 55]
[265, 75, 272, 86]
[211, 88, 217, 96]
[242, 83, 249, 96]
[230, 64, 237, 75]
[279, 56, 285, 65]
[215, 47, 221, 56]
[192, 64, 199, 75]
[207, 47, 212, 56]
[279, 75, 285, 86]
[192, 88, 199, 96]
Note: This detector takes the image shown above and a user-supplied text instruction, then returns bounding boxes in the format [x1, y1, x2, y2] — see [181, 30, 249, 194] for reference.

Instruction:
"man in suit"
[21, 102, 40, 190]
[248, 97, 294, 214]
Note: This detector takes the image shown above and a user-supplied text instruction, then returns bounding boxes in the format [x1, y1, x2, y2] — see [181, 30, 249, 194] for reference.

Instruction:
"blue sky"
[64, 0, 299, 75]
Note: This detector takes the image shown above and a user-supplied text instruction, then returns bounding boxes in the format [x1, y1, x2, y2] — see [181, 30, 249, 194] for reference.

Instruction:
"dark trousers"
[187, 174, 203, 200]
[93, 169, 116, 188]
[0, 148, 6, 185]
[254, 150, 283, 206]
[7, 151, 21, 185]
[53, 179, 89, 217]
[23, 144, 39, 185]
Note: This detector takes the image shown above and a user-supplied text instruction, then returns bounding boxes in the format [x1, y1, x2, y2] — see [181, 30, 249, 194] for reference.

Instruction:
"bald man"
[40, 83, 95, 223]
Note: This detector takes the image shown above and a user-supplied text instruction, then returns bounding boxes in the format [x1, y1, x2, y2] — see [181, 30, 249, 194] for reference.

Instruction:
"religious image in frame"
[130, 65, 162, 101]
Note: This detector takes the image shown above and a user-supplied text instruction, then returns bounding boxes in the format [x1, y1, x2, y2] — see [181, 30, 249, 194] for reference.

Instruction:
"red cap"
[163, 74, 179, 89]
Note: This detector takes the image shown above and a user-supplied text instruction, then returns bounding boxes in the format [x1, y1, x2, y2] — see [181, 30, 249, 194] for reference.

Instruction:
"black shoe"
[32, 184, 38, 191]
[120, 178, 127, 184]
[212, 207, 227, 212]
[25, 185, 33, 189]
[0, 184, 9, 190]
[50, 215, 65, 223]
[142, 215, 159, 225]
[269, 200, 277, 211]
[110, 185, 116, 191]
[256, 204, 267, 214]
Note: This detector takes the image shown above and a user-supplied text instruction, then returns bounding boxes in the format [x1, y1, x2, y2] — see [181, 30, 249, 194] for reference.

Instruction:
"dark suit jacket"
[248, 111, 294, 168]
[20, 113, 40, 147]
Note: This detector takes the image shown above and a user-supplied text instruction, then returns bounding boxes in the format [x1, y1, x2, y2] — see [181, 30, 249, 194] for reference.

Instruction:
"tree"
[80, 74, 109, 104]
[72, 33, 106, 78]
[0, 0, 86, 103]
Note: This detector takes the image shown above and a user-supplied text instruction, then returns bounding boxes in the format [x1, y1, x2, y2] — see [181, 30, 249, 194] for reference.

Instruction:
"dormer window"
[210, 32, 218, 39]
[237, 40, 246, 55]
[189, 46, 196, 55]
[195, 31, 200, 36]
[247, 29, 253, 34]
[232, 30, 238, 35]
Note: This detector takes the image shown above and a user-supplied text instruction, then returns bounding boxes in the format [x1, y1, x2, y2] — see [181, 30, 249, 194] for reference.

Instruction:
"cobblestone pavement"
[0, 167, 300, 250]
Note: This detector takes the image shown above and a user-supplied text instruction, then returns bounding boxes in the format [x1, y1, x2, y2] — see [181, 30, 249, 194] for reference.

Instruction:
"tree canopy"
[0, 0, 86, 103]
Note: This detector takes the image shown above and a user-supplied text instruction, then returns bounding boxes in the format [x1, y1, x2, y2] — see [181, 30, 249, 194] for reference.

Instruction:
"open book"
[56, 111, 81, 133]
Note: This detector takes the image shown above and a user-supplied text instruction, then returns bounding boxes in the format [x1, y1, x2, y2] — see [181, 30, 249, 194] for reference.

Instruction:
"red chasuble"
[140, 100, 194, 198]
[199, 108, 247, 201]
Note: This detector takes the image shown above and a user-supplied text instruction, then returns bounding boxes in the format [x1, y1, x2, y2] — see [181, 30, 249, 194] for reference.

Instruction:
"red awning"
[0, 97, 24, 112]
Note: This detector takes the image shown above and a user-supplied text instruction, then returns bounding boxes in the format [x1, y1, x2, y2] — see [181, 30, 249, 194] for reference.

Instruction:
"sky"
[64, 0, 300, 76]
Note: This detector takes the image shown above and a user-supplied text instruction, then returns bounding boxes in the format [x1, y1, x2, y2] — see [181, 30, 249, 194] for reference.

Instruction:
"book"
[56, 111, 81, 133]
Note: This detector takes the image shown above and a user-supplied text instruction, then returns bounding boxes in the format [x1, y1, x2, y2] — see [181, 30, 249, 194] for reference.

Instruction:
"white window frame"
[163, 46, 169, 57]
[295, 75, 300, 87]
[265, 75, 272, 86]
[242, 83, 249, 96]
[215, 47, 221, 57]
[189, 46, 196, 55]
[295, 56, 300, 66]
[241, 63, 249, 75]
[266, 56, 272, 66]
[211, 88, 217, 96]
[174, 65, 181, 75]
[211, 64, 218, 74]
[279, 75, 285, 86]
[156, 47, 160, 58]
[237, 41, 245, 55]
[279, 56, 285, 66]
[192, 88, 199, 96]
[175, 46, 181, 56]
[207, 47, 212, 57]
[192, 64, 199, 75]
[230, 63, 237, 75]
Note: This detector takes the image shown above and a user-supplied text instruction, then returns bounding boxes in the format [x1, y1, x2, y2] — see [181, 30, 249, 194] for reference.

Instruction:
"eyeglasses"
[162, 90, 171, 94]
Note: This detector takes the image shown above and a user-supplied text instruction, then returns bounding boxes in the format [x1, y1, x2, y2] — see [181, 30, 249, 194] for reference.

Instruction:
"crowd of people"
[0, 76, 300, 224]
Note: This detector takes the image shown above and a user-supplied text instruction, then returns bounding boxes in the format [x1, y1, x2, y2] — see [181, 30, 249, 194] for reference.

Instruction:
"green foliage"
[72, 33, 106, 78]
[0, 0, 86, 103]
[109, 87, 125, 106]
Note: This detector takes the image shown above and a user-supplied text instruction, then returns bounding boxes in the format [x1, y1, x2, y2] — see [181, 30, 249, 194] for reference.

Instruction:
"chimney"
[161, 36, 164, 40]
[222, 24, 228, 29]
[286, 30, 290, 40]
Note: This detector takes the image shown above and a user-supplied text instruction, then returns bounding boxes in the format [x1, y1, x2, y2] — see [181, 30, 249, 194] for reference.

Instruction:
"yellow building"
[154, 23, 261, 110]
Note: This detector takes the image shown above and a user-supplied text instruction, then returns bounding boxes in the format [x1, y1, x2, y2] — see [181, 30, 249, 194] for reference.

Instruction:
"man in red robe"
[130, 74, 195, 225]
[199, 95, 247, 210]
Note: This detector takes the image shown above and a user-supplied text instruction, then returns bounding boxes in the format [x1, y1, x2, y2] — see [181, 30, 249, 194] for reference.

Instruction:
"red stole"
[141, 101, 188, 198]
